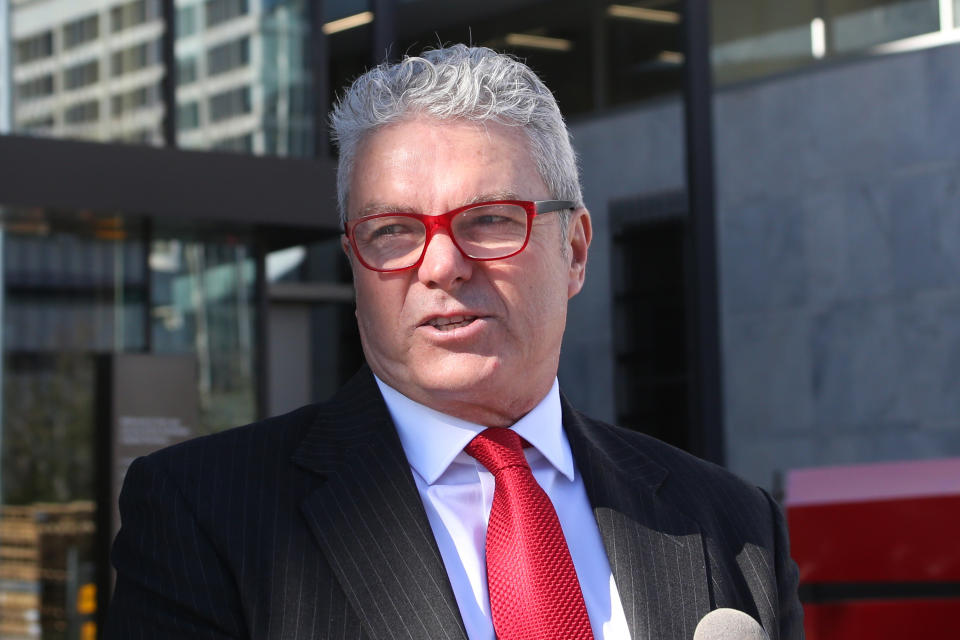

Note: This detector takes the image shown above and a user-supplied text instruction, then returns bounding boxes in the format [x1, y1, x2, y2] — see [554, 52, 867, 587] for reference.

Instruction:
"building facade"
[2, 0, 959, 637]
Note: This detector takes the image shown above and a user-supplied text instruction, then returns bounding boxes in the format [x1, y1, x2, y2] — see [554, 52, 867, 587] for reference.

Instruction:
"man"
[106, 45, 803, 639]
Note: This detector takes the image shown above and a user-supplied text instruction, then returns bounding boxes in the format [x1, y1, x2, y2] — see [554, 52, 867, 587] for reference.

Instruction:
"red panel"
[804, 600, 960, 640]
[788, 495, 960, 582]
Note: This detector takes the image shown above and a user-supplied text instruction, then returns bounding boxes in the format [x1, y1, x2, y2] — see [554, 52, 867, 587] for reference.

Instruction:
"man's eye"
[472, 215, 513, 226]
[361, 218, 420, 241]
[371, 223, 412, 237]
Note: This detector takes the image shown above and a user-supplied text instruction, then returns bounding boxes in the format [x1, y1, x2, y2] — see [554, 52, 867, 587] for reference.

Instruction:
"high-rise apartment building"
[12, 0, 167, 143]
[10, 0, 313, 153]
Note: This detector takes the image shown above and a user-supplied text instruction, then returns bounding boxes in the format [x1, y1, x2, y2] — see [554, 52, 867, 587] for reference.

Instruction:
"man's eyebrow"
[466, 191, 522, 205]
[355, 202, 419, 217]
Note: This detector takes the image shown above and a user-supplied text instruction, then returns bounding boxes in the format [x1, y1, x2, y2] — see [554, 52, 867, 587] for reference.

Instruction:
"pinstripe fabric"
[561, 396, 804, 640]
[106, 367, 802, 640]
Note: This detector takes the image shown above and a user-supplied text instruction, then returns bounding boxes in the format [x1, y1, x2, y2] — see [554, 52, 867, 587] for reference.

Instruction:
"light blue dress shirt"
[375, 376, 631, 640]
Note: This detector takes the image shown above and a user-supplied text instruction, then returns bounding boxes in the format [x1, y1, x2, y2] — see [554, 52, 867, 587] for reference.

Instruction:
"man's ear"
[566, 208, 591, 299]
[340, 233, 351, 257]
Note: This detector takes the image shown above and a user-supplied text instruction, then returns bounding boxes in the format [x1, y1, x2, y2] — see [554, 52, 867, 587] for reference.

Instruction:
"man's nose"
[417, 230, 473, 289]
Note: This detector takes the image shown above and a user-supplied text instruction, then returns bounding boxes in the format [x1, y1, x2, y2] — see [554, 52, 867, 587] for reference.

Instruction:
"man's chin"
[377, 354, 504, 401]
[414, 357, 502, 395]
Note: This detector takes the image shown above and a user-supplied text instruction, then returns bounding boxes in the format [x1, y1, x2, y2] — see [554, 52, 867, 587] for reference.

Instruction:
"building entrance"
[0, 205, 262, 638]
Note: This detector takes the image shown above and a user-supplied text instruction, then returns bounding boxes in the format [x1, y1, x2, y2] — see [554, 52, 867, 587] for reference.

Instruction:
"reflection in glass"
[175, 0, 315, 156]
[9, 1, 166, 145]
[0, 207, 259, 637]
[0, 207, 144, 639]
[6, 0, 315, 156]
[712, 0, 820, 84]
[151, 233, 257, 432]
[266, 237, 363, 406]
[829, 0, 940, 52]
[384, 1, 684, 115]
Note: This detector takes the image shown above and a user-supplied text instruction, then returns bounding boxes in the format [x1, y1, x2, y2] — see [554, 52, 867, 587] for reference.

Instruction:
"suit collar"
[561, 396, 712, 640]
[292, 367, 468, 640]
[560, 391, 669, 493]
[290, 373, 712, 640]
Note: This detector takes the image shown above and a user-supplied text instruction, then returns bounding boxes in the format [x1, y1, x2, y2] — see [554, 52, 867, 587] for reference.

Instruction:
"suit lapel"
[562, 398, 711, 640]
[291, 369, 467, 640]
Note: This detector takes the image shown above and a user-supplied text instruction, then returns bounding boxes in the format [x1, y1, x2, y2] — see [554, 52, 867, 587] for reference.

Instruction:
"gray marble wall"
[563, 42, 960, 490]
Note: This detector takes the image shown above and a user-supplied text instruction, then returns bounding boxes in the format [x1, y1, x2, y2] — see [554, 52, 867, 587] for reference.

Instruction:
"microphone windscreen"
[693, 608, 770, 640]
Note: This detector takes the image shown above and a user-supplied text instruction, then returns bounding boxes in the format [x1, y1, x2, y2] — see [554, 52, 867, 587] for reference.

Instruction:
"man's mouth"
[425, 315, 478, 331]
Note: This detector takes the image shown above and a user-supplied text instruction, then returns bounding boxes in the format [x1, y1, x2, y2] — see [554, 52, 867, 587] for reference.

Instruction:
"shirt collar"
[374, 376, 575, 485]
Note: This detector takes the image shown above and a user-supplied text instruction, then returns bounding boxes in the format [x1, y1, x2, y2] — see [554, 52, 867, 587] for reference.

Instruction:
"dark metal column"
[141, 218, 153, 352]
[310, 1, 330, 155]
[254, 239, 270, 420]
[160, 0, 177, 146]
[681, 0, 724, 465]
[591, 3, 608, 111]
[371, 0, 397, 63]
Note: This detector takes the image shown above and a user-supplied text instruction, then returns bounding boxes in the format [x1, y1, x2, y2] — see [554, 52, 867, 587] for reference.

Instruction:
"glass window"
[177, 56, 199, 85]
[111, 0, 161, 33]
[207, 37, 250, 75]
[111, 84, 162, 116]
[149, 230, 258, 431]
[256, 2, 315, 156]
[601, 1, 684, 108]
[324, 0, 370, 22]
[113, 127, 161, 144]
[111, 40, 163, 77]
[174, 0, 315, 156]
[177, 5, 198, 37]
[15, 30, 54, 64]
[0, 208, 147, 639]
[63, 14, 100, 50]
[18, 115, 55, 133]
[0, 208, 260, 637]
[16, 74, 55, 102]
[712, 0, 820, 85]
[206, 0, 249, 29]
[212, 133, 254, 152]
[64, 100, 100, 124]
[8, 1, 165, 146]
[712, 0, 947, 85]
[208, 86, 251, 121]
[265, 237, 363, 408]
[389, 0, 610, 116]
[827, 0, 940, 53]
[63, 60, 100, 91]
[382, 0, 684, 118]
[178, 102, 201, 130]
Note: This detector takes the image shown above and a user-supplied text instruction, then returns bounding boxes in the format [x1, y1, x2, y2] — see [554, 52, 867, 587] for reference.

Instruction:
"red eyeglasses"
[344, 200, 573, 272]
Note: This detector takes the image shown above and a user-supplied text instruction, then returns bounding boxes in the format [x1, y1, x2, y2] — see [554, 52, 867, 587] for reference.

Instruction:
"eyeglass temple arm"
[535, 200, 575, 214]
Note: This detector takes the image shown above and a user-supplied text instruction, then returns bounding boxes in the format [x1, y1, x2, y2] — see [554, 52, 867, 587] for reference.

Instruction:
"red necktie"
[465, 428, 594, 640]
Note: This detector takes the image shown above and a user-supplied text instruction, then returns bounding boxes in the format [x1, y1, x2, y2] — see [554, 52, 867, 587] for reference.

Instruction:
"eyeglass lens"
[352, 203, 529, 270]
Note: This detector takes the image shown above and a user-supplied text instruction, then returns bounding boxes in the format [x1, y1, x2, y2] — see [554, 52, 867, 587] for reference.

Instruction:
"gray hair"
[329, 44, 582, 226]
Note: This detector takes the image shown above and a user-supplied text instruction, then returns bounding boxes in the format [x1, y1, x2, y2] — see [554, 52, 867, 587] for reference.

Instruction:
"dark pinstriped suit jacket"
[106, 366, 804, 639]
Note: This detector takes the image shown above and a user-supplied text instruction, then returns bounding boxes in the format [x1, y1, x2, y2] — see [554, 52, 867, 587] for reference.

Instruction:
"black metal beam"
[681, 0, 725, 465]
[254, 239, 269, 420]
[160, 0, 177, 146]
[372, 0, 398, 63]
[141, 218, 153, 353]
[310, 1, 330, 156]
[0, 134, 340, 231]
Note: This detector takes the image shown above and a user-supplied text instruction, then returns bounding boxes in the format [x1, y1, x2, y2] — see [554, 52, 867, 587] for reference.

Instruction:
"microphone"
[693, 608, 770, 640]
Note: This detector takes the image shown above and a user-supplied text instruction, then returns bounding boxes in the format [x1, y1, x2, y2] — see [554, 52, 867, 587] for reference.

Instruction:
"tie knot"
[465, 428, 529, 475]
